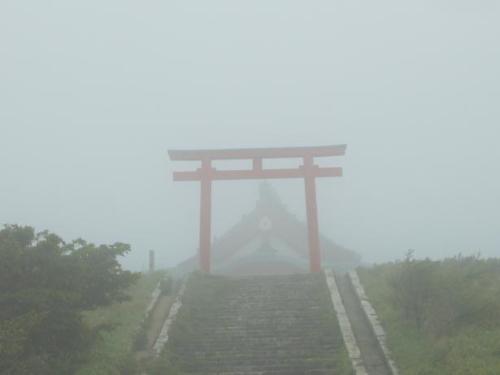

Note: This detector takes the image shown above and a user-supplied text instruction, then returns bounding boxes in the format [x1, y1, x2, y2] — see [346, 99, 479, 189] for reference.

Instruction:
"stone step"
[163, 273, 348, 374]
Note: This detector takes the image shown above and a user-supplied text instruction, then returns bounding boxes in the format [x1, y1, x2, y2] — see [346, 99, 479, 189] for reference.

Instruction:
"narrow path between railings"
[335, 273, 392, 375]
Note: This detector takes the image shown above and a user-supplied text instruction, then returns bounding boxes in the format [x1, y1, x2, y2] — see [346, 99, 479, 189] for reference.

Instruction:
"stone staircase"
[163, 273, 351, 375]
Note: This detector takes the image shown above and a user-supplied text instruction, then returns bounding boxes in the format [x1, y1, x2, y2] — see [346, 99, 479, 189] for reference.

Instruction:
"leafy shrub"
[387, 252, 500, 336]
[76, 271, 166, 375]
[359, 253, 500, 375]
[132, 322, 148, 351]
[388, 250, 436, 330]
[119, 355, 139, 375]
[0, 225, 139, 374]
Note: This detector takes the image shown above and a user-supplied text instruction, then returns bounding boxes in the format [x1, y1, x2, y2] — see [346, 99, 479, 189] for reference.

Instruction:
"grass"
[358, 257, 500, 375]
[75, 270, 166, 375]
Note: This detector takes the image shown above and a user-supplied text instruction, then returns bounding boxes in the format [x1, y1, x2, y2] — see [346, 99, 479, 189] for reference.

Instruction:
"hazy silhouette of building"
[176, 183, 361, 276]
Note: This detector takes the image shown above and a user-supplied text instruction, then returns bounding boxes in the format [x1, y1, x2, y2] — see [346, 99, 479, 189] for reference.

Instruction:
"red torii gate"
[168, 145, 346, 273]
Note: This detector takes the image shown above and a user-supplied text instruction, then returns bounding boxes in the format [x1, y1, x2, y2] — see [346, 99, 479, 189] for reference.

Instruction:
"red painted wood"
[168, 144, 346, 161]
[199, 160, 212, 273]
[253, 158, 263, 171]
[303, 157, 322, 272]
[173, 166, 342, 181]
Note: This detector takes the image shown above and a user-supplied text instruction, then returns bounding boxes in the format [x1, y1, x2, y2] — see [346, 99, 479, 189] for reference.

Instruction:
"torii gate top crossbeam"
[168, 145, 346, 182]
[168, 144, 346, 161]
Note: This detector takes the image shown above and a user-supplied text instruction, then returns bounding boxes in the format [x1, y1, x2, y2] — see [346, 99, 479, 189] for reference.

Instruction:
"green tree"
[0, 225, 139, 374]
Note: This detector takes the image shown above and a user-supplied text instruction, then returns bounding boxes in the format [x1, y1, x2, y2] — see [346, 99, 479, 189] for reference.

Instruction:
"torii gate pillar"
[168, 145, 346, 273]
[304, 156, 321, 272]
[199, 159, 213, 273]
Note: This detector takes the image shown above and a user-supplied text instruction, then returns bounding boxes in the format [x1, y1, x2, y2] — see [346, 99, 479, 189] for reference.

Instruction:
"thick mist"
[1, 0, 499, 270]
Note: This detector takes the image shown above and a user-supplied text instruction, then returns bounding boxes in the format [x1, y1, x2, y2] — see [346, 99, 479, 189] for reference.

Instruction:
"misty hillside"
[359, 255, 500, 375]
[1, 0, 499, 374]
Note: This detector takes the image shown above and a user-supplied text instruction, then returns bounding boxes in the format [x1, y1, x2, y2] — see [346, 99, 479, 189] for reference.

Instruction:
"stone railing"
[324, 269, 368, 375]
[348, 270, 399, 375]
[144, 279, 163, 322]
[152, 282, 186, 356]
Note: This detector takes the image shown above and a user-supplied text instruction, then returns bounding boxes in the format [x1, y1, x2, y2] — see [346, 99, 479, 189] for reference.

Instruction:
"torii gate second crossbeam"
[168, 145, 346, 273]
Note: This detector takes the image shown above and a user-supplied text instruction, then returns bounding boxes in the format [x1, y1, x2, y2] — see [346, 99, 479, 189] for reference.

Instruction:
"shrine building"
[176, 183, 361, 276]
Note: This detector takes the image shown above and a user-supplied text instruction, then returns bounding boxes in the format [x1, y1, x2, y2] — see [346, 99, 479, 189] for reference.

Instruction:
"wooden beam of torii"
[168, 145, 346, 273]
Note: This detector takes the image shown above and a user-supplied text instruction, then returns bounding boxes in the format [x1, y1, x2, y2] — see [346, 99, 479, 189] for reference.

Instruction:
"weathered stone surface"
[165, 273, 349, 374]
[152, 283, 186, 355]
[347, 271, 399, 375]
[335, 273, 390, 375]
[324, 269, 368, 375]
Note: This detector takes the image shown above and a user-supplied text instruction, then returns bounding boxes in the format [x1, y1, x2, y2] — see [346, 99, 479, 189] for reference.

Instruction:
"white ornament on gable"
[259, 216, 272, 232]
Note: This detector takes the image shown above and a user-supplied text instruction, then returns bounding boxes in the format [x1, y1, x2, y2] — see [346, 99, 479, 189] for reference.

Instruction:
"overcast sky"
[1, 1, 499, 270]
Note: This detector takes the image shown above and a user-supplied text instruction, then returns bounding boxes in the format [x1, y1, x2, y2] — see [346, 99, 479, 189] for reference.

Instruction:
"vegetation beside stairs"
[76, 271, 177, 375]
[358, 253, 500, 375]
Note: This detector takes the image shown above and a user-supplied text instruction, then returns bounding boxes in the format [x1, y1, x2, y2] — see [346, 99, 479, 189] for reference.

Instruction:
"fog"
[1, 0, 499, 270]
